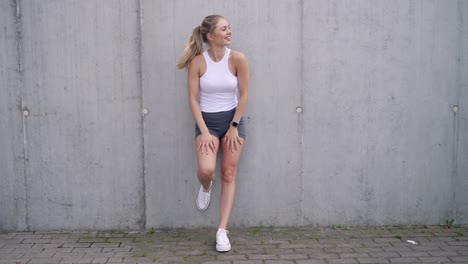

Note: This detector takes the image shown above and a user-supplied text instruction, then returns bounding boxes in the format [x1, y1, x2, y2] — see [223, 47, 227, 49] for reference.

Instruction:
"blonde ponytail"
[176, 15, 225, 70]
[176, 26, 204, 70]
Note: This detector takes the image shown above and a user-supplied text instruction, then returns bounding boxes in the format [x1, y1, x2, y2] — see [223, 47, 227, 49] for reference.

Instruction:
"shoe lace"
[218, 229, 229, 240]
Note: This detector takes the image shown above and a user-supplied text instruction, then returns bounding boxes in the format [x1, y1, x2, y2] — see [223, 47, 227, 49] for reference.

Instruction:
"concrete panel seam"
[299, 0, 305, 225]
[136, 0, 147, 230]
[452, 0, 464, 220]
[14, 0, 29, 231]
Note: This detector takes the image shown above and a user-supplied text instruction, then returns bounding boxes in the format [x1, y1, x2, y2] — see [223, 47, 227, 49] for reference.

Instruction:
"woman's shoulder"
[189, 53, 206, 69]
[229, 49, 247, 64]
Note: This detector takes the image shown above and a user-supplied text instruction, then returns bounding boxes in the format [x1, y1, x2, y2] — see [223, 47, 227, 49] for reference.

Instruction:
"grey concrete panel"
[143, 0, 303, 228]
[302, 0, 462, 226]
[456, 0, 468, 224]
[141, 0, 201, 228]
[227, 0, 303, 227]
[19, 0, 144, 230]
[0, 0, 27, 231]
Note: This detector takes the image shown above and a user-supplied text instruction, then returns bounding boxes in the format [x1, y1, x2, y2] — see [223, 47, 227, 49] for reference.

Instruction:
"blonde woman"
[177, 15, 249, 252]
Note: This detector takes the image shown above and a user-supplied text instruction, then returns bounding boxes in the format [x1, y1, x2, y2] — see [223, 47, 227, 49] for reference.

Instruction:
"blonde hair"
[176, 15, 224, 70]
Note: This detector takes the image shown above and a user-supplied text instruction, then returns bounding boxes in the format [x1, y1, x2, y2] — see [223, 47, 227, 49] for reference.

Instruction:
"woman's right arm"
[188, 56, 216, 154]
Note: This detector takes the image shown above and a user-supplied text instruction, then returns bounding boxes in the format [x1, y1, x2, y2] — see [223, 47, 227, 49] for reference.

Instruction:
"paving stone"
[354, 247, 384, 253]
[62, 243, 93, 248]
[27, 258, 61, 264]
[21, 252, 55, 258]
[232, 261, 261, 264]
[92, 257, 109, 263]
[399, 251, 430, 257]
[0, 248, 14, 253]
[412, 246, 443, 252]
[357, 257, 390, 263]
[449, 256, 468, 262]
[84, 252, 116, 258]
[15, 234, 43, 239]
[383, 247, 413, 252]
[2, 243, 33, 249]
[90, 243, 120, 248]
[72, 247, 103, 253]
[108, 257, 124, 262]
[373, 238, 404, 243]
[79, 238, 108, 243]
[324, 247, 354, 253]
[429, 251, 459, 256]
[54, 252, 86, 258]
[0, 253, 24, 259]
[40, 233, 72, 239]
[21, 238, 56, 244]
[233, 248, 266, 254]
[441, 246, 468, 251]
[217, 254, 247, 260]
[338, 253, 370, 258]
[0, 259, 27, 264]
[368, 251, 400, 258]
[326, 259, 359, 264]
[264, 248, 294, 254]
[60, 257, 94, 263]
[12, 247, 43, 253]
[277, 253, 308, 259]
[309, 253, 340, 259]
[296, 260, 327, 264]
[43, 247, 73, 253]
[101, 246, 133, 253]
[388, 257, 421, 263]
[417, 256, 450, 262]
[32, 243, 65, 249]
[247, 254, 280, 260]
[278, 243, 308, 249]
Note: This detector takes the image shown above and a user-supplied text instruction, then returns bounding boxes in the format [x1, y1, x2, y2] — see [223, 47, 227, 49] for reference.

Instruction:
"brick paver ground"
[1, 225, 467, 264]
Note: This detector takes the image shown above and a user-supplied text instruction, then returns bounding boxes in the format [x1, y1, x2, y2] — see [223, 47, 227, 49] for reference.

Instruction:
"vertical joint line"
[299, 0, 304, 225]
[136, 0, 146, 230]
[15, 0, 29, 231]
[452, 0, 463, 219]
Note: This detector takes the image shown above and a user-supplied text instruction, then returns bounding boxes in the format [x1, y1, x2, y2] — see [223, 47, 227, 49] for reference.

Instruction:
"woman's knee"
[198, 166, 215, 180]
[221, 167, 236, 183]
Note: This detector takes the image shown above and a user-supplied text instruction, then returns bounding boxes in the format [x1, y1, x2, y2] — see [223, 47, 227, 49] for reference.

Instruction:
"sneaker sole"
[216, 243, 231, 252]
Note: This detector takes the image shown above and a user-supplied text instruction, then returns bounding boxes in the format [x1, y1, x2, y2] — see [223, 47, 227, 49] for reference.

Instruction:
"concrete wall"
[1, 0, 466, 231]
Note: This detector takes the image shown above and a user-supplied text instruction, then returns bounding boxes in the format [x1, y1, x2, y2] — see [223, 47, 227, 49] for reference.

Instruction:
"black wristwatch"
[231, 121, 239, 128]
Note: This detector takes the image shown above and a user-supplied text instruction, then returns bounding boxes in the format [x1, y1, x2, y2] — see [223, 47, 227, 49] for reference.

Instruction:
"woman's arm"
[232, 51, 249, 123]
[188, 55, 216, 154]
[224, 51, 249, 152]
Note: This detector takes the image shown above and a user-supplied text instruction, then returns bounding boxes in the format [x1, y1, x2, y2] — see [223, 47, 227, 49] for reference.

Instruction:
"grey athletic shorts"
[195, 108, 246, 140]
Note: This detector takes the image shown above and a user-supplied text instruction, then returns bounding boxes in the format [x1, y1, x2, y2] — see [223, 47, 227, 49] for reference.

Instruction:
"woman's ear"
[206, 33, 214, 41]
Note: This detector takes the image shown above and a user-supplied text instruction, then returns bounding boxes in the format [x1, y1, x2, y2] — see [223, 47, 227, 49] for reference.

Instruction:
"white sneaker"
[196, 181, 212, 211]
[216, 228, 231, 252]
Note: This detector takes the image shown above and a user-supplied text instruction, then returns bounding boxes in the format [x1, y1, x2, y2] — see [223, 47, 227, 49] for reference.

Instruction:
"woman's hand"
[198, 132, 217, 155]
[223, 126, 243, 153]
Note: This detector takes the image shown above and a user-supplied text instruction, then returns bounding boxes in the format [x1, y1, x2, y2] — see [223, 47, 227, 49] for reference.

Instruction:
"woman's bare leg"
[218, 138, 244, 229]
[195, 135, 220, 189]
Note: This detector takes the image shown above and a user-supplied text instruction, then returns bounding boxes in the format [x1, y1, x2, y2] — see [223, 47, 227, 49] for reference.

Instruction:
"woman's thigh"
[196, 135, 220, 173]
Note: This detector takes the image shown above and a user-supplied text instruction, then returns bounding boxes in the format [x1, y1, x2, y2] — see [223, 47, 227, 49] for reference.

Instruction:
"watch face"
[231, 121, 238, 127]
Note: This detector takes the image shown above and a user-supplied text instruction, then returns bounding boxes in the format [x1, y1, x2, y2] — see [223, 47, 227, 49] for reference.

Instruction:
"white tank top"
[199, 48, 238, 113]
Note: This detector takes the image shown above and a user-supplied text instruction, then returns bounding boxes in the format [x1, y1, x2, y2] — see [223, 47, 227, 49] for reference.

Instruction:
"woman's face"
[209, 18, 232, 46]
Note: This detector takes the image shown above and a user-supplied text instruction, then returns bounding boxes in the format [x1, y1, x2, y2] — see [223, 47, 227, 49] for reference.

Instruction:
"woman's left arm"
[232, 51, 249, 123]
[224, 51, 249, 151]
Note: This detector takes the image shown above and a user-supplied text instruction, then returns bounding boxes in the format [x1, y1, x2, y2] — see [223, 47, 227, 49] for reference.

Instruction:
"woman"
[176, 15, 249, 253]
